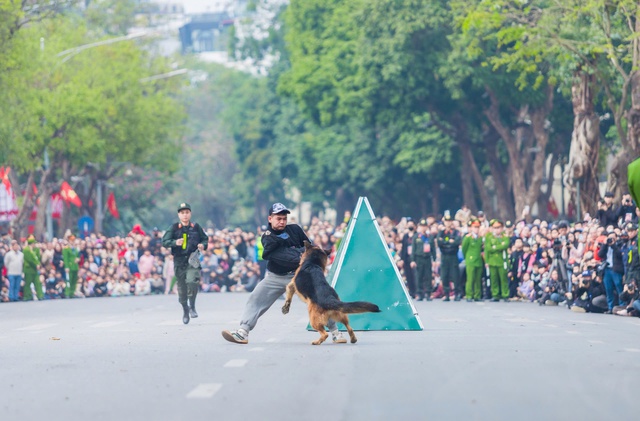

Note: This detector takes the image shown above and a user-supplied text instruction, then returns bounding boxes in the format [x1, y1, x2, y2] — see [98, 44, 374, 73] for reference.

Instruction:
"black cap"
[419, 218, 428, 226]
[178, 202, 191, 212]
[442, 215, 453, 221]
[626, 223, 638, 231]
[604, 192, 614, 198]
[505, 220, 513, 228]
[269, 202, 291, 215]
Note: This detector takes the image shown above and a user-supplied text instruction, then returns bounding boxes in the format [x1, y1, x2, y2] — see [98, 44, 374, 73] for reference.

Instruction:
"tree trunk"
[455, 124, 491, 213]
[483, 86, 553, 219]
[11, 171, 35, 240]
[564, 71, 601, 218]
[609, 73, 640, 198]
[430, 182, 440, 215]
[484, 133, 513, 220]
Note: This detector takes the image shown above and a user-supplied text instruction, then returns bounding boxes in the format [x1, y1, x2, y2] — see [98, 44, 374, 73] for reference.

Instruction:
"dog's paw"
[311, 340, 321, 345]
[281, 304, 290, 314]
[350, 337, 357, 344]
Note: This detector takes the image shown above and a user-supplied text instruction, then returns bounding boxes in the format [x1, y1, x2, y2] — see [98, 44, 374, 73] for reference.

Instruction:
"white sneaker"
[222, 328, 249, 344]
[331, 330, 347, 344]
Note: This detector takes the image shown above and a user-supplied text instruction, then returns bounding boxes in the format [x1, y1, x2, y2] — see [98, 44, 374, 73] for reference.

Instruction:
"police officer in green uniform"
[63, 235, 80, 298]
[485, 219, 510, 302]
[162, 202, 208, 324]
[462, 219, 483, 302]
[437, 215, 462, 301]
[411, 219, 436, 301]
[23, 235, 43, 301]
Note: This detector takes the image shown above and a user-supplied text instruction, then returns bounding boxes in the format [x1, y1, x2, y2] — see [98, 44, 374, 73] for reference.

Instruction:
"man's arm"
[196, 224, 208, 250]
[261, 234, 301, 271]
[161, 226, 175, 248]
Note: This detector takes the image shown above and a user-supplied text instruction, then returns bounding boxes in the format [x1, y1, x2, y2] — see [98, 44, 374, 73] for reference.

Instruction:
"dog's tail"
[323, 297, 381, 314]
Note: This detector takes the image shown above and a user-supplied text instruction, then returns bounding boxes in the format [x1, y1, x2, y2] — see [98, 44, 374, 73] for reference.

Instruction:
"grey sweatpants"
[239, 270, 337, 333]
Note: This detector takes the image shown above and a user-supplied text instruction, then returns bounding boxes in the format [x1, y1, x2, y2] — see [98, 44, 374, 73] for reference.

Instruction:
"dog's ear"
[303, 240, 311, 249]
[323, 249, 331, 256]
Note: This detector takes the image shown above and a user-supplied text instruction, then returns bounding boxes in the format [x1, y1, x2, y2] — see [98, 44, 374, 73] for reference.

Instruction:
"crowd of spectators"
[1, 192, 639, 320]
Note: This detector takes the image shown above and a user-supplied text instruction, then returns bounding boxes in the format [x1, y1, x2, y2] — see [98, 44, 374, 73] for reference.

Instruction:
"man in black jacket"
[222, 203, 346, 345]
[597, 231, 625, 312]
[162, 202, 208, 324]
[596, 192, 619, 227]
[437, 215, 462, 301]
[400, 218, 417, 299]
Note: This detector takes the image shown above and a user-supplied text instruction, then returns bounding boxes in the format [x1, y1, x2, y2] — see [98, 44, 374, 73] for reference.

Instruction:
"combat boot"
[189, 296, 198, 318]
[182, 304, 190, 324]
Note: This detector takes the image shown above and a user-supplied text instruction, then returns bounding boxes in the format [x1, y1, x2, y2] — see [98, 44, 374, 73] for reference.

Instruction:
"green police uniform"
[162, 202, 208, 324]
[411, 229, 436, 300]
[437, 226, 462, 300]
[23, 244, 43, 301]
[63, 245, 80, 298]
[485, 230, 510, 300]
[462, 232, 483, 301]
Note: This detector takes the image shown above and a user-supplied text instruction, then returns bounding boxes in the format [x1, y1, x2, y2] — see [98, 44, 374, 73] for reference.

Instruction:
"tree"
[0, 16, 183, 238]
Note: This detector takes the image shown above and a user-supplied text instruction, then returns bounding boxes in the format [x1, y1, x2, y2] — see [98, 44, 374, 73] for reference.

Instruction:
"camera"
[552, 238, 563, 251]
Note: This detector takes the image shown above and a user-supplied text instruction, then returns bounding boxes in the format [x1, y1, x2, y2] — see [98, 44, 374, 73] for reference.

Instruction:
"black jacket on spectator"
[597, 242, 625, 274]
[261, 223, 310, 275]
[596, 205, 618, 227]
[617, 204, 637, 224]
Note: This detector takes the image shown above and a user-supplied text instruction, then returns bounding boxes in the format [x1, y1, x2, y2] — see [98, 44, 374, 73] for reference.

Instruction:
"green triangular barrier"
[307, 197, 423, 331]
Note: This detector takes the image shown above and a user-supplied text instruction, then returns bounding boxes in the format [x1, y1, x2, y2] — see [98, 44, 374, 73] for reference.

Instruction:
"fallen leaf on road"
[50, 337, 61, 340]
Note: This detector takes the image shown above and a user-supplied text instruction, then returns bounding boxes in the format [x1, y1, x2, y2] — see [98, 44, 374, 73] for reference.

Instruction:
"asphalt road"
[1, 293, 639, 421]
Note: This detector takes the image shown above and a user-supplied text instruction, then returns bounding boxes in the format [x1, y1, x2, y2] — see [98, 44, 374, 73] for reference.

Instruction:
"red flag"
[51, 193, 63, 219]
[107, 191, 120, 219]
[60, 181, 82, 207]
[0, 167, 12, 192]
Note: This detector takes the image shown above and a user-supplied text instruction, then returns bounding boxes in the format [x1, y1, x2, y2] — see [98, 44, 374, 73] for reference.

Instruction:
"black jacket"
[437, 229, 461, 256]
[596, 205, 618, 227]
[262, 223, 310, 275]
[162, 222, 208, 264]
[597, 241, 624, 274]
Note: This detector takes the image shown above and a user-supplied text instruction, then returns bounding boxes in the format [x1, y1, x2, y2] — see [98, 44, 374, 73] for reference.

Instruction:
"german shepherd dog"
[282, 241, 381, 345]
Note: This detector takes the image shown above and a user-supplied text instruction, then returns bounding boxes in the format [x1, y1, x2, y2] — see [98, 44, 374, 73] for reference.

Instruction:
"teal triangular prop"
[307, 197, 423, 331]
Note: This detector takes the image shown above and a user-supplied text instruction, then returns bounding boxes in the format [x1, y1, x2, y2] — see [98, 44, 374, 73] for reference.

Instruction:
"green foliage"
[0, 16, 183, 174]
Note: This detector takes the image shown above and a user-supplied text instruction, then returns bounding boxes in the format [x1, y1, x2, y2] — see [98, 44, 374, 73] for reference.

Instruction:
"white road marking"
[157, 320, 183, 326]
[90, 321, 124, 328]
[544, 324, 559, 328]
[570, 320, 604, 325]
[224, 359, 248, 368]
[249, 347, 265, 352]
[16, 323, 57, 331]
[565, 330, 580, 335]
[266, 338, 278, 343]
[588, 340, 604, 344]
[623, 348, 640, 353]
[504, 318, 539, 323]
[186, 383, 222, 399]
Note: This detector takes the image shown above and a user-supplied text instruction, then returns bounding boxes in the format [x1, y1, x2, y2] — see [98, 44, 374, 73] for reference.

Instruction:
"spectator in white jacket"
[4, 241, 24, 302]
